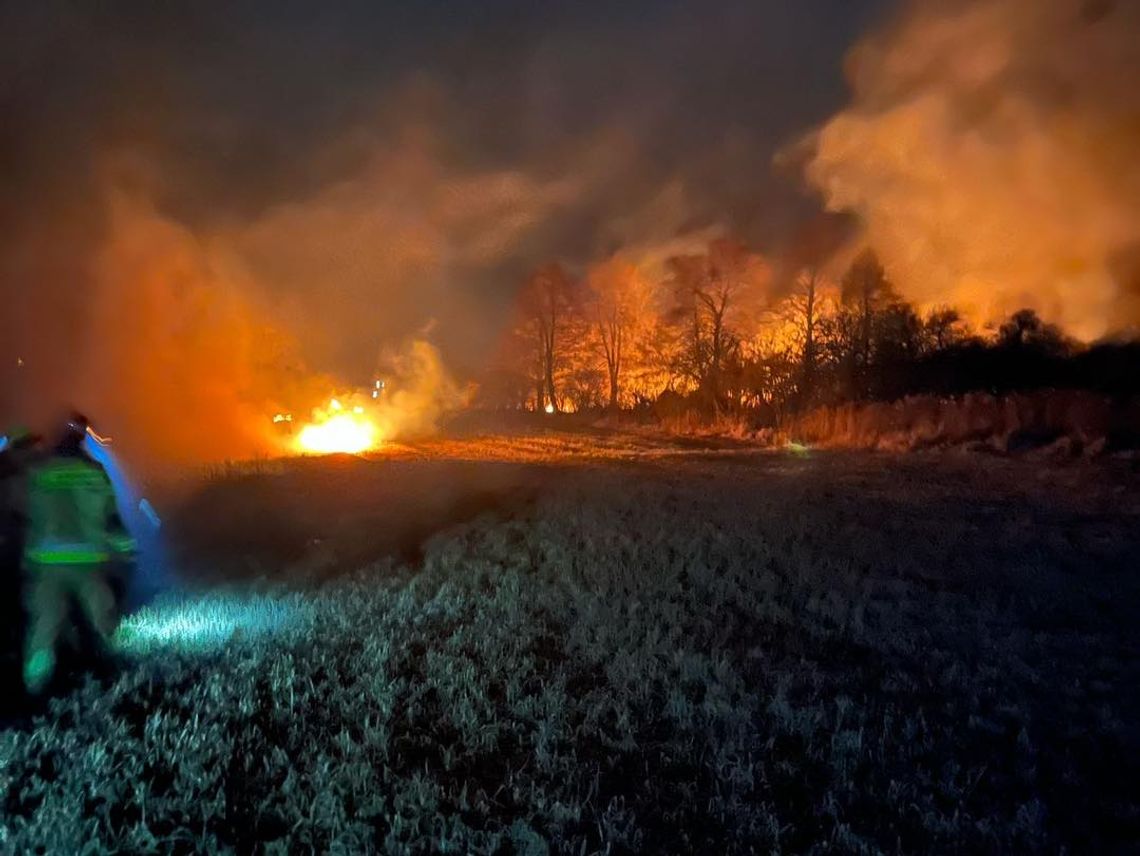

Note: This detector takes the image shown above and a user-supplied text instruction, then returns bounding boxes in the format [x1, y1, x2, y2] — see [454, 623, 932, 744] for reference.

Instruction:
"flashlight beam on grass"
[115, 594, 307, 654]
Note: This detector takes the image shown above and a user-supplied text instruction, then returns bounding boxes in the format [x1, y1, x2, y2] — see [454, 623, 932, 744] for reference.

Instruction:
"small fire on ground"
[281, 397, 381, 455]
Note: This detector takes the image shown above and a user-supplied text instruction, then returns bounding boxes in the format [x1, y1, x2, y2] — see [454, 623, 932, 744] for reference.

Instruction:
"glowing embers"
[294, 397, 380, 455]
[116, 593, 308, 654]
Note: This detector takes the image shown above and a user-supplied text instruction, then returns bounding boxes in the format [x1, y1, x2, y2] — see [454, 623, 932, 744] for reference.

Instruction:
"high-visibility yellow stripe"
[26, 548, 110, 565]
[31, 463, 108, 490]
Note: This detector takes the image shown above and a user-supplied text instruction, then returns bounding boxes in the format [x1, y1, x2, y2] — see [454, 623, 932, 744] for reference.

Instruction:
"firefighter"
[1, 427, 42, 691]
[21, 412, 135, 694]
[1, 426, 43, 567]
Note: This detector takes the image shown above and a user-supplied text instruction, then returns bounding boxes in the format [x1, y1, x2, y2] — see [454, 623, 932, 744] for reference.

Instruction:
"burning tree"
[584, 259, 655, 410]
[625, 313, 689, 406]
[482, 230, 1110, 425]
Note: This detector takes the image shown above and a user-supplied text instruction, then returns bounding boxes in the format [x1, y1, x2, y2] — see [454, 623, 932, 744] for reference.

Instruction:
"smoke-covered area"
[78, 190, 288, 468]
[72, 180, 477, 469]
[0, 1, 884, 466]
[805, 0, 1140, 340]
[373, 339, 475, 441]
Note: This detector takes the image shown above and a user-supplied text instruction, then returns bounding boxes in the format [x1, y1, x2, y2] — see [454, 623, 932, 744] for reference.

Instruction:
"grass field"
[2, 436, 1138, 853]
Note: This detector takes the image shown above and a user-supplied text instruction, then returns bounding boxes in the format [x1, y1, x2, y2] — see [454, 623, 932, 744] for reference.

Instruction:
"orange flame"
[293, 398, 381, 455]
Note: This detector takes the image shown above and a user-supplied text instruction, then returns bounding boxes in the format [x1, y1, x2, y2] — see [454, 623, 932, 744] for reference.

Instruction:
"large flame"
[294, 398, 381, 455]
[281, 343, 468, 458]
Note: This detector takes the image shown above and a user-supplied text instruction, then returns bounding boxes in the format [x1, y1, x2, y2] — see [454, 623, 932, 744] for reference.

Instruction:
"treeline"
[480, 240, 1140, 424]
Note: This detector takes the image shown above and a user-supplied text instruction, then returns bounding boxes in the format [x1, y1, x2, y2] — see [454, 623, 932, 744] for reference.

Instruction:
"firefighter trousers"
[22, 562, 116, 693]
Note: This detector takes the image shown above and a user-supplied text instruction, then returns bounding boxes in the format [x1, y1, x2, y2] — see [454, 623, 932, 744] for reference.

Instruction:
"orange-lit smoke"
[72, 185, 475, 470]
[370, 338, 474, 440]
[54, 127, 568, 469]
[77, 192, 291, 470]
[805, 0, 1140, 340]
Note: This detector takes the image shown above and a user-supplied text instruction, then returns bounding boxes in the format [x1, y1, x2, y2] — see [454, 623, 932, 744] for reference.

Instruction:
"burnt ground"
[2, 436, 1139, 853]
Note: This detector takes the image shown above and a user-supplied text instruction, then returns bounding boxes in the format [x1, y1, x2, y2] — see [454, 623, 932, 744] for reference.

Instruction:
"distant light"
[330, 398, 342, 411]
[273, 413, 294, 424]
[372, 390, 379, 399]
[786, 441, 811, 456]
[544, 403, 555, 414]
[0, 436, 8, 453]
[16, 357, 23, 368]
[375, 380, 381, 389]
[352, 405, 364, 414]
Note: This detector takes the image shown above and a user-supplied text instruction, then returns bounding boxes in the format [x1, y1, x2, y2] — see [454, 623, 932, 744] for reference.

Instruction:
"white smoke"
[805, 0, 1140, 340]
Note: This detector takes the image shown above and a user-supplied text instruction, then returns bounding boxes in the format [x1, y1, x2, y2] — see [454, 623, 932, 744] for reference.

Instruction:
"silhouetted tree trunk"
[517, 263, 575, 412]
[599, 311, 622, 409]
[667, 239, 763, 413]
[841, 248, 892, 398]
[801, 269, 818, 396]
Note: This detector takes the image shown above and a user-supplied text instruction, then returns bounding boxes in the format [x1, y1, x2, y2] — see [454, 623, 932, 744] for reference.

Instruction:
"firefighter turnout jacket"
[24, 456, 136, 566]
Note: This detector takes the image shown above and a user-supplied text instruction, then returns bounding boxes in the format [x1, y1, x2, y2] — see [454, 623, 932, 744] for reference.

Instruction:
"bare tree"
[585, 259, 652, 410]
[773, 215, 851, 407]
[668, 239, 767, 409]
[666, 253, 712, 390]
[841, 248, 893, 369]
[783, 266, 823, 399]
[516, 263, 575, 412]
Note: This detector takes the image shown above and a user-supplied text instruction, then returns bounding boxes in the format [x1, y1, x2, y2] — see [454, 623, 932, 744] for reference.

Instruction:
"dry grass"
[2, 442, 1138, 853]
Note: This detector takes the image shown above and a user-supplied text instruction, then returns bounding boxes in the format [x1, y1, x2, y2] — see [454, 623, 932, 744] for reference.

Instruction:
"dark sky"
[0, 0, 892, 407]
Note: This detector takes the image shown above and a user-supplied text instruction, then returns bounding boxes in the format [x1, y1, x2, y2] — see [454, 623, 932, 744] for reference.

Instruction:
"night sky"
[1, 1, 890, 405]
[1, 1, 887, 227]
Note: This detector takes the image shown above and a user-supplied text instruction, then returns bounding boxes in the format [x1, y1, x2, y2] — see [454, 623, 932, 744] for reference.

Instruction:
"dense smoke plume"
[805, 0, 1140, 340]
